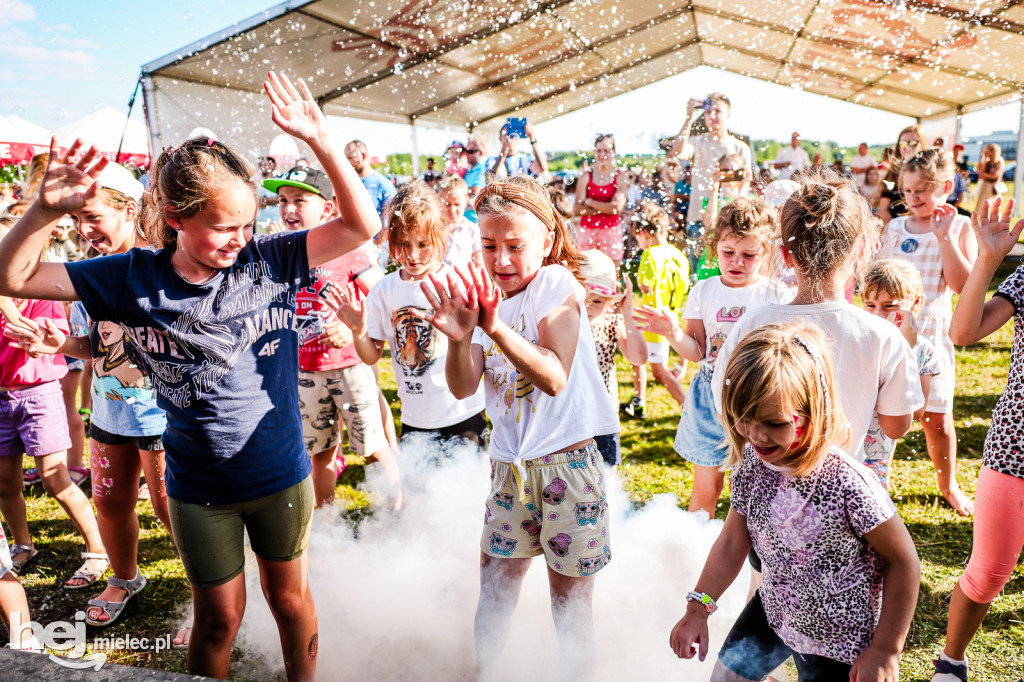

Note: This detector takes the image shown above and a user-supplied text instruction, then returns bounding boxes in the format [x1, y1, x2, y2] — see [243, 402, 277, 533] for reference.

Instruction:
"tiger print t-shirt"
[365, 264, 485, 429]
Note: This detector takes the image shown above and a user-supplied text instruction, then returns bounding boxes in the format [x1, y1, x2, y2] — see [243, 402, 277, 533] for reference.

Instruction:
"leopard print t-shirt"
[985, 265, 1024, 480]
[590, 312, 625, 402]
[731, 444, 896, 664]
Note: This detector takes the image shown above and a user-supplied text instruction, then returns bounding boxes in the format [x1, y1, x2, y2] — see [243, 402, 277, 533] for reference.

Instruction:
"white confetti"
[125, 397, 136, 404]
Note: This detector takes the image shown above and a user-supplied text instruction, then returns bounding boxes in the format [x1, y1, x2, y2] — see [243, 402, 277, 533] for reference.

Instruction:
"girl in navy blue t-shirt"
[0, 72, 380, 682]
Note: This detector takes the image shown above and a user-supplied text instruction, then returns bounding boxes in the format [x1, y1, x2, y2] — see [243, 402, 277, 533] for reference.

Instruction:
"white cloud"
[0, 45, 100, 82]
[0, 0, 35, 28]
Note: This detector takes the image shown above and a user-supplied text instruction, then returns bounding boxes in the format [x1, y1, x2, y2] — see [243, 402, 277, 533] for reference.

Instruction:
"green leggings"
[168, 476, 314, 588]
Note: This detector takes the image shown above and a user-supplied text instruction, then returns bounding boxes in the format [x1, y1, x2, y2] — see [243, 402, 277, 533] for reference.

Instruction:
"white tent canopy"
[54, 107, 150, 156]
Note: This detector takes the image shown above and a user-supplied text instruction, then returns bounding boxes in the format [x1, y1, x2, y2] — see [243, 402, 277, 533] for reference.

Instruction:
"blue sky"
[3, 0, 1020, 158]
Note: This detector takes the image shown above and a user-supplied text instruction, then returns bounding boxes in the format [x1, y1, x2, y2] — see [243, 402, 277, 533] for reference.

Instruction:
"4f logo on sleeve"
[258, 339, 281, 357]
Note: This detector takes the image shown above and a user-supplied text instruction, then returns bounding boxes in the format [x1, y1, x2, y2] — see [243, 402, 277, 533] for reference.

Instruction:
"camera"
[702, 98, 714, 111]
[720, 168, 745, 183]
[504, 117, 527, 140]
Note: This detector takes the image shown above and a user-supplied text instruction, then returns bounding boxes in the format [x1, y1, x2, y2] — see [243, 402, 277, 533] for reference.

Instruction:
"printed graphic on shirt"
[120, 262, 297, 410]
[392, 306, 438, 379]
[295, 276, 343, 346]
[482, 313, 536, 422]
[93, 321, 154, 402]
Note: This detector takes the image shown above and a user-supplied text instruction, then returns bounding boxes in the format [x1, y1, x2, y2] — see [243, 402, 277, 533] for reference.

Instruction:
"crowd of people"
[0, 73, 1021, 682]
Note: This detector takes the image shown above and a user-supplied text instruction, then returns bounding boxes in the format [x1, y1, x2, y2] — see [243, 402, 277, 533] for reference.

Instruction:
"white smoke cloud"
[233, 436, 749, 680]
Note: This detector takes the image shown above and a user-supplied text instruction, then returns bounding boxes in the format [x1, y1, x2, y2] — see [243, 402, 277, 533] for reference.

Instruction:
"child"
[7, 163, 172, 627]
[263, 164, 400, 510]
[0, 72, 378, 681]
[877, 147, 978, 516]
[0, 219, 106, 592]
[931, 198, 1024, 682]
[419, 175, 617, 681]
[331, 181, 487, 446]
[712, 172, 923, 466]
[579, 248, 647, 466]
[623, 200, 688, 418]
[861, 258, 940, 488]
[437, 174, 483, 269]
[669, 322, 920, 679]
[635, 197, 788, 516]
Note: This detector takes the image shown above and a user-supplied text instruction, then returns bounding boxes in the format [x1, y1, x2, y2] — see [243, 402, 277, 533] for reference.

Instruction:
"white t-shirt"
[472, 265, 618, 465]
[681, 133, 753, 224]
[773, 145, 811, 181]
[681, 276, 791, 372]
[444, 217, 481, 268]
[711, 301, 924, 461]
[849, 153, 878, 186]
[366, 265, 485, 428]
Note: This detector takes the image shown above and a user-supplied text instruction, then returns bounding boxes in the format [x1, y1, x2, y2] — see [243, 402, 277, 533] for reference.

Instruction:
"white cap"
[98, 163, 144, 203]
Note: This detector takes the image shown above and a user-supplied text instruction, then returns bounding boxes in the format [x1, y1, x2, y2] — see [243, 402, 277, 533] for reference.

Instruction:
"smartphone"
[505, 117, 527, 139]
[702, 98, 714, 111]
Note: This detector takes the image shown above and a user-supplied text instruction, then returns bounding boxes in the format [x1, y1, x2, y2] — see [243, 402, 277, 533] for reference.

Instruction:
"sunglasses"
[465, 148, 481, 153]
[897, 140, 920, 150]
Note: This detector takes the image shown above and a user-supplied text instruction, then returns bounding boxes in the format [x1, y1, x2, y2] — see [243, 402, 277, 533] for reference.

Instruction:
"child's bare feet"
[172, 624, 192, 649]
[942, 486, 974, 516]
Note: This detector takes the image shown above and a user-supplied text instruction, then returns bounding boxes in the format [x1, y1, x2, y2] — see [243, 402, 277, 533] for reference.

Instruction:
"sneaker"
[620, 397, 645, 419]
[932, 657, 968, 682]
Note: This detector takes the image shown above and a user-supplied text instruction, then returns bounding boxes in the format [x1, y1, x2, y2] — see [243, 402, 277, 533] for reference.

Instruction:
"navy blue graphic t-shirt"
[66, 232, 313, 504]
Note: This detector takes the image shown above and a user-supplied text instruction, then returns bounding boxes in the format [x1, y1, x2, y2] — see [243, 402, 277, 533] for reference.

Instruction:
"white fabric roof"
[140, 0, 1024, 158]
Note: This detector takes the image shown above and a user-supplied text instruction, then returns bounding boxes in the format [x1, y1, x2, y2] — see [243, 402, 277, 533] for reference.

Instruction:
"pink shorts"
[577, 224, 624, 262]
[0, 381, 72, 458]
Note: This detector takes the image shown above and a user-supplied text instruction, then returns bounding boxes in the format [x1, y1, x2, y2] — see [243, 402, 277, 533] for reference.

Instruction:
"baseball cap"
[263, 166, 334, 201]
[98, 163, 144, 202]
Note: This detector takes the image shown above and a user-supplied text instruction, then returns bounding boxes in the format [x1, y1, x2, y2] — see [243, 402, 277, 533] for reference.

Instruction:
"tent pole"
[954, 106, 963, 147]
[141, 75, 161, 166]
[410, 122, 420, 176]
[1016, 94, 1024, 220]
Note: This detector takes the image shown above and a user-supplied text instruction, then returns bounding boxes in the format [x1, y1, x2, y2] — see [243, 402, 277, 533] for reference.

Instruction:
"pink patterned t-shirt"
[730, 444, 896, 664]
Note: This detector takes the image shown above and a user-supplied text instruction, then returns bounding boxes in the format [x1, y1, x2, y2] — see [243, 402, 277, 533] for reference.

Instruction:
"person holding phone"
[490, 118, 551, 183]
[667, 93, 753, 245]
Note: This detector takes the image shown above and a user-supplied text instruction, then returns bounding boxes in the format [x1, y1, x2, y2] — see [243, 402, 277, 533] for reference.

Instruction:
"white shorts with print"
[646, 339, 669, 365]
[298, 365, 388, 457]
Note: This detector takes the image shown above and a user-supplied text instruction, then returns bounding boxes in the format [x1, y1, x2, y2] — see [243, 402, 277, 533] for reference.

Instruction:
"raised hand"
[321, 287, 366, 334]
[468, 261, 501, 334]
[620, 277, 635, 315]
[263, 71, 326, 144]
[971, 197, 1024, 261]
[3, 317, 66, 358]
[36, 138, 109, 216]
[417, 268, 480, 342]
[318, 318, 353, 349]
[633, 304, 679, 337]
[930, 202, 957, 240]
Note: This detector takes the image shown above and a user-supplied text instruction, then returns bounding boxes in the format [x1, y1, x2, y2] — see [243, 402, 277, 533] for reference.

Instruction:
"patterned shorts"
[298, 365, 388, 457]
[481, 443, 611, 577]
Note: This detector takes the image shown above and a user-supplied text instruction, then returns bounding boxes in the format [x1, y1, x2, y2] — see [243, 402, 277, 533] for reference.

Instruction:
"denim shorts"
[673, 366, 728, 467]
[0, 382, 72, 458]
[593, 432, 620, 467]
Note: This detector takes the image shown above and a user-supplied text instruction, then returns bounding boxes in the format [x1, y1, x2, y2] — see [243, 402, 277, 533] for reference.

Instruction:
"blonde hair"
[981, 143, 1003, 167]
[631, 200, 670, 235]
[437, 174, 468, 196]
[385, 180, 448, 262]
[96, 187, 134, 212]
[141, 137, 256, 251]
[900, 148, 954, 189]
[475, 175, 583, 279]
[707, 196, 777, 253]
[780, 169, 872, 293]
[864, 258, 925, 306]
[20, 152, 49, 201]
[721, 322, 850, 476]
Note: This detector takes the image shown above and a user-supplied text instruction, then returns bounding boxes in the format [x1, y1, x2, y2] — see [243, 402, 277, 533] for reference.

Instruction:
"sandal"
[10, 544, 38, 576]
[68, 466, 90, 489]
[22, 468, 41, 489]
[64, 552, 109, 590]
[84, 570, 146, 627]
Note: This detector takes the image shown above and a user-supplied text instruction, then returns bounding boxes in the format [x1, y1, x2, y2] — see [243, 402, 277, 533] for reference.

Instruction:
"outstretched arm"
[616, 279, 648, 366]
[263, 72, 380, 267]
[633, 306, 704, 363]
[0, 139, 107, 301]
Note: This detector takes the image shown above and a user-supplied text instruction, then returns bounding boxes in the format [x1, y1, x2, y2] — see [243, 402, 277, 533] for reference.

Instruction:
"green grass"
[9, 261, 1024, 679]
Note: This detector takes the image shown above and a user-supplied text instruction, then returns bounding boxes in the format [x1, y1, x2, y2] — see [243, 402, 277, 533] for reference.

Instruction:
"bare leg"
[376, 383, 399, 451]
[651, 362, 686, 406]
[368, 445, 402, 511]
[36, 451, 104, 568]
[476, 554, 532, 681]
[86, 441, 142, 622]
[257, 552, 318, 682]
[60, 370, 86, 471]
[630, 364, 646, 405]
[310, 446, 341, 508]
[189, 574, 246, 679]
[941, 583, 991, 661]
[0, 572, 32, 645]
[922, 411, 973, 516]
[0, 457, 31, 550]
[689, 464, 726, 517]
[711, 658, 762, 682]
[139, 448, 170, 530]
[547, 567, 596, 682]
